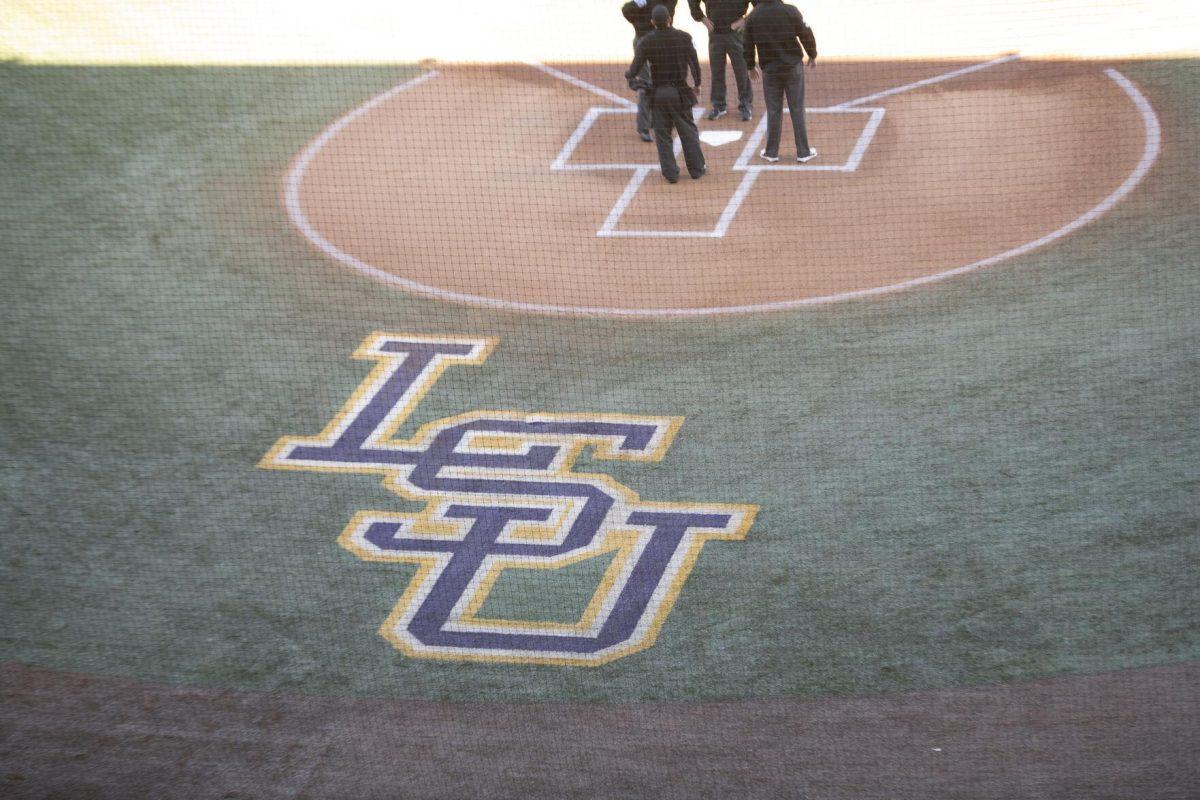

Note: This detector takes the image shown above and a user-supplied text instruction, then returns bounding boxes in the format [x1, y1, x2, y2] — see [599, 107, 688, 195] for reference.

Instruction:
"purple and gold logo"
[260, 334, 756, 666]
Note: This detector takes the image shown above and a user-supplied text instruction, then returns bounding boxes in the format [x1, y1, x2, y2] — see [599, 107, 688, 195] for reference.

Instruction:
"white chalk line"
[846, 109, 887, 168]
[560, 55, 1021, 238]
[551, 107, 604, 170]
[283, 70, 460, 307]
[284, 65, 1161, 318]
[831, 53, 1021, 109]
[714, 170, 762, 237]
[682, 67, 1161, 315]
[594, 105, 884, 235]
[547, 96, 702, 236]
[598, 167, 653, 236]
[552, 106, 659, 171]
[732, 113, 769, 169]
[731, 106, 885, 172]
[524, 60, 637, 110]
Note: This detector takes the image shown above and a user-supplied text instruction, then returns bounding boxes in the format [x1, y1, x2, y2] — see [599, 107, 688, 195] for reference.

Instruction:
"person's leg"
[785, 63, 811, 156]
[726, 30, 753, 116]
[674, 101, 706, 178]
[708, 33, 728, 114]
[653, 90, 681, 181]
[762, 69, 785, 158]
[635, 35, 652, 136]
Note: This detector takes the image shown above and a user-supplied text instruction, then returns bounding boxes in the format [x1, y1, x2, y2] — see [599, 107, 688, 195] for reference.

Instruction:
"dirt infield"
[3, 660, 1197, 799]
[290, 58, 1155, 314]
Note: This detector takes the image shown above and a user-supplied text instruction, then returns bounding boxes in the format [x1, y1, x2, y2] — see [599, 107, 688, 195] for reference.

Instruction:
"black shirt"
[687, 0, 756, 34]
[626, 27, 702, 89]
[622, 0, 681, 39]
[744, 0, 817, 73]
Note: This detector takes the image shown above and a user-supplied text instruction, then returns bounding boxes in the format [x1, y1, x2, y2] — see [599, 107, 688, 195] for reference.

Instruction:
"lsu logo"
[260, 334, 756, 666]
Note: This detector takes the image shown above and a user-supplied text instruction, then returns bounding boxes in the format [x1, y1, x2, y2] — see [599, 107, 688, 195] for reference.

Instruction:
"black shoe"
[665, 174, 679, 184]
[706, 107, 727, 121]
[690, 167, 706, 179]
[638, 130, 653, 142]
[739, 107, 752, 121]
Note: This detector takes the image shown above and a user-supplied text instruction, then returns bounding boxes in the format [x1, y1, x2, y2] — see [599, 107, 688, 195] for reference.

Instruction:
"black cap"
[651, 4, 670, 26]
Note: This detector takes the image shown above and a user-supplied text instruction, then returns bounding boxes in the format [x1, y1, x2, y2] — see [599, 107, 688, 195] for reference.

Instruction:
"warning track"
[3, 661, 1196, 798]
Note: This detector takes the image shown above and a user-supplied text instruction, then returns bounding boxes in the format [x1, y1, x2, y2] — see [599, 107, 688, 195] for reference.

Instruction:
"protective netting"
[2, 2, 1197, 797]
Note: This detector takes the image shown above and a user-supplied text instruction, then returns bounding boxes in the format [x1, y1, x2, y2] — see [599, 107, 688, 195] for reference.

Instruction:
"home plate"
[700, 130, 743, 147]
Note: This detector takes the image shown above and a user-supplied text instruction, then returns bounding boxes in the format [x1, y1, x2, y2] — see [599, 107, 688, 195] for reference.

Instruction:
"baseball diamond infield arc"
[287, 57, 1159, 316]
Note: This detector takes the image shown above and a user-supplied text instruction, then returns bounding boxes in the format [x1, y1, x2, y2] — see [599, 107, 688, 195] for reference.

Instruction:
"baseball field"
[2, 1, 1198, 797]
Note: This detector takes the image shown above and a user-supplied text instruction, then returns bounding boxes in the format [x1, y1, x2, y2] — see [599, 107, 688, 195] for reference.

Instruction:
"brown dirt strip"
[295, 59, 1147, 311]
[3, 661, 1196, 799]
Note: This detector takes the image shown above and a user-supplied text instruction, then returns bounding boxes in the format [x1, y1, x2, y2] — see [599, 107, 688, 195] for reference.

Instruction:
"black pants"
[634, 34, 652, 134]
[762, 63, 810, 158]
[652, 87, 705, 180]
[709, 30, 752, 113]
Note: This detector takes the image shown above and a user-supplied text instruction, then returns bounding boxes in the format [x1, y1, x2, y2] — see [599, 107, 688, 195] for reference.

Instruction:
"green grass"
[1, 60, 1197, 702]
[477, 555, 614, 625]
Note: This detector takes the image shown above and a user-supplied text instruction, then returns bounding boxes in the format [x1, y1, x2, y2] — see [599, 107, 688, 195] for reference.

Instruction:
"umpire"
[688, 0, 757, 121]
[626, 4, 706, 183]
[622, 0, 680, 141]
[745, 0, 818, 162]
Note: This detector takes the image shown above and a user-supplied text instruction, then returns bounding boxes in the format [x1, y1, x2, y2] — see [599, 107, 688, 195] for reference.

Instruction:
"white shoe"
[758, 150, 780, 163]
[797, 148, 818, 163]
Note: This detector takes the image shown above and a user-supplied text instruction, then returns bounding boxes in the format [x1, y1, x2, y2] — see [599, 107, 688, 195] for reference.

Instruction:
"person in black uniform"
[626, 4, 705, 184]
[622, 0, 680, 141]
[687, 0, 757, 121]
[744, 0, 818, 162]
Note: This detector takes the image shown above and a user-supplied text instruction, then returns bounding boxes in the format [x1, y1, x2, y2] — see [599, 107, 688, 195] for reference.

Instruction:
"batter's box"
[552, 106, 700, 171]
[550, 105, 886, 237]
[733, 106, 886, 172]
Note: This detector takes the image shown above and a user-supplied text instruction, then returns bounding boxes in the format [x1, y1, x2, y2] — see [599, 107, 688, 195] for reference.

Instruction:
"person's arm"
[626, 39, 649, 83]
[691, 0, 716, 31]
[622, 0, 639, 26]
[744, 17, 758, 74]
[730, 0, 751, 31]
[687, 36, 702, 88]
[794, 8, 817, 63]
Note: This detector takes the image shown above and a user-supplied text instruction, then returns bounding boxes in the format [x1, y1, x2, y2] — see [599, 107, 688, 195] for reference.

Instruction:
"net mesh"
[2, 1, 1197, 796]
